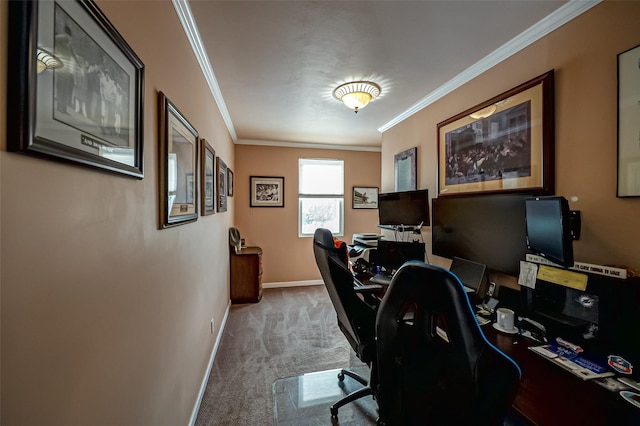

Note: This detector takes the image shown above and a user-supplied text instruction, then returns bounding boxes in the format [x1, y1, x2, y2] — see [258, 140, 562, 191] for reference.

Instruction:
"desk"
[355, 273, 638, 425]
[485, 326, 638, 425]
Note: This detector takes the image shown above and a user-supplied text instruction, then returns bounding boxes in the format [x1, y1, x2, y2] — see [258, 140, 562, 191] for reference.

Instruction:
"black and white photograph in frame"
[7, 0, 144, 178]
[201, 139, 216, 215]
[250, 176, 285, 207]
[353, 187, 379, 209]
[217, 157, 228, 212]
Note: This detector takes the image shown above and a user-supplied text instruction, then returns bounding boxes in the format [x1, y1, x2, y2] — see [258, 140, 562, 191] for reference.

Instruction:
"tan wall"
[382, 1, 640, 278]
[234, 145, 381, 283]
[1, 1, 234, 424]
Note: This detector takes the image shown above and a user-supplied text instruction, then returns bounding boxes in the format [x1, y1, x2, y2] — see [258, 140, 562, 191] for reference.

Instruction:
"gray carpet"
[195, 285, 367, 425]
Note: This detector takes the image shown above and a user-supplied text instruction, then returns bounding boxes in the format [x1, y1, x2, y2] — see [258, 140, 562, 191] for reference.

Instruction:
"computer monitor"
[449, 256, 487, 294]
[431, 193, 531, 275]
[375, 240, 425, 274]
[525, 196, 575, 267]
[378, 189, 430, 226]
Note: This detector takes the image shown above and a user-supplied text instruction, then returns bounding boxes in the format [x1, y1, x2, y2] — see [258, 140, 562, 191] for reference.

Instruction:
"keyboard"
[369, 273, 392, 285]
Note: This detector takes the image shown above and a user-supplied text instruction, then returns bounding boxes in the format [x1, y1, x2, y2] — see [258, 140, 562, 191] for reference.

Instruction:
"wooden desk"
[485, 326, 638, 425]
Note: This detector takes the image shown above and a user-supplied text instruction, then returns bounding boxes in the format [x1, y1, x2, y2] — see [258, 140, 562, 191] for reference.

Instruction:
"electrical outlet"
[210, 318, 215, 334]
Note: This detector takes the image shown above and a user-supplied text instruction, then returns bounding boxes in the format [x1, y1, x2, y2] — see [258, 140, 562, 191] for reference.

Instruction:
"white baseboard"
[189, 300, 231, 426]
[263, 279, 323, 289]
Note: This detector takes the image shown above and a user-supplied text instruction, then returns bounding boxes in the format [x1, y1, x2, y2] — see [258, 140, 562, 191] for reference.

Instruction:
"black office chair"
[312, 228, 382, 419]
[376, 261, 522, 426]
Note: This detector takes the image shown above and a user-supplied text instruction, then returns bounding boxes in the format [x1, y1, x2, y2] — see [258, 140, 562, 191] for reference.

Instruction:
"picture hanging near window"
[200, 139, 215, 215]
[250, 176, 284, 207]
[437, 70, 555, 196]
[353, 187, 379, 209]
[217, 157, 228, 212]
[158, 91, 198, 228]
[7, 0, 145, 178]
[617, 44, 640, 197]
[394, 147, 417, 191]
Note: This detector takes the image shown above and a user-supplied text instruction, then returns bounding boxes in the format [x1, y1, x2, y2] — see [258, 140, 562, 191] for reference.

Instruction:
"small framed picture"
[353, 187, 378, 209]
[227, 169, 234, 197]
[217, 157, 228, 212]
[250, 176, 284, 207]
[200, 139, 215, 216]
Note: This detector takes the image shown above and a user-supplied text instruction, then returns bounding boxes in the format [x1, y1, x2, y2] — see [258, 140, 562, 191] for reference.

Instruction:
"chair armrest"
[354, 284, 384, 293]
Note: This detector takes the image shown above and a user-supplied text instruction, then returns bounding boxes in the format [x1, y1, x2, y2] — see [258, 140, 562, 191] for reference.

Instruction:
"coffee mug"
[496, 308, 515, 331]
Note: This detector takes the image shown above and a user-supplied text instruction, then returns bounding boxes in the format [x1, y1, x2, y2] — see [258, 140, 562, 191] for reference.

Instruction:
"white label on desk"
[518, 261, 538, 289]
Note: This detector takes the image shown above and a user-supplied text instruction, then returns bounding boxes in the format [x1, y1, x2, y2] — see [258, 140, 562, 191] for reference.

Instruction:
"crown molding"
[172, 0, 237, 141]
[377, 0, 602, 133]
[236, 139, 381, 152]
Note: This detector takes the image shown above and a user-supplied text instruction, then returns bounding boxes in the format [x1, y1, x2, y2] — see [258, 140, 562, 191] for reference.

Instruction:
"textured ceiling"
[186, 1, 583, 148]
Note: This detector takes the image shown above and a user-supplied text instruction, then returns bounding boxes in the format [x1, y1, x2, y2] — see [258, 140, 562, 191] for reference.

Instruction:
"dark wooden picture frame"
[158, 92, 198, 228]
[437, 70, 555, 197]
[7, 0, 145, 178]
[217, 157, 228, 212]
[250, 176, 285, 207]
[200, 139, 216, 215]
[227, 169, 234, 197]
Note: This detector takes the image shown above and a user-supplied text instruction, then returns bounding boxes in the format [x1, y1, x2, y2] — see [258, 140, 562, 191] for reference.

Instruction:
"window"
[299, 158, 344, 236]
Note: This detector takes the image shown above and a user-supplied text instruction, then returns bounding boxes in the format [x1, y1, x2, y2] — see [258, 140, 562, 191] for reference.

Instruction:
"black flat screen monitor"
[376, 240, 425, 274]
[378, 189, 430, 226]
[432, 193, 531, 276]
[525, 196, 574, 267]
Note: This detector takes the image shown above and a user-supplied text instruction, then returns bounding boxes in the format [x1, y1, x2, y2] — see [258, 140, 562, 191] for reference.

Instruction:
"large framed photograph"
[217, 157, 228, 212]
[200, 139, 216, 215]
[395, 147, 417, 191]
[250, 176, 284, 207]
[158, 92, 198, 228]
[353, 187, 379, 209]
[437, 70, 555, 196]
[617, 44, 640, 197]
[7, 0, 144, 178]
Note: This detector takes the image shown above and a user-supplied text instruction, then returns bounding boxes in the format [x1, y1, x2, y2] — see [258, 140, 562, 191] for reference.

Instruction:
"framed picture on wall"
[7, 0, 145, 178]
[250, 176, 284, 207]
[200, 139, 216, 215]
[158, 91, 198, 228]
[227, 169, 234, 197]
[394, 147, 417, 191]
[437, 70, 555, 197]
[217, 157, 228, 212]
[617, 44, 640, 197]
[353, 187, 378, 209]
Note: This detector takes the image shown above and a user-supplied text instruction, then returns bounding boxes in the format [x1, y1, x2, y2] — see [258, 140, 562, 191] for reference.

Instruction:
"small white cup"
[496, 308, 515, 331]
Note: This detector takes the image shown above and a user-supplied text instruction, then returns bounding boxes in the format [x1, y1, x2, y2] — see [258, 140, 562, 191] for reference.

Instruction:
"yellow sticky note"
[537, 265, 588, 291]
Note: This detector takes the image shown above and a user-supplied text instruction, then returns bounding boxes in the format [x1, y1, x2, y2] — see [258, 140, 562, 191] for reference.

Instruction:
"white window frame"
[298, 158, 344, 237]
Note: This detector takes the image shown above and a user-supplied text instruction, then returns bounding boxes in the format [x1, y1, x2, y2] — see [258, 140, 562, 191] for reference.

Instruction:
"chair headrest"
[313, 228, 335, 251]
[229, 227, 241, 246]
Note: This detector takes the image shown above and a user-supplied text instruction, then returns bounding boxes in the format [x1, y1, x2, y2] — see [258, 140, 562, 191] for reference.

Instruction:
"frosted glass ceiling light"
[469, 105, 497, 120]
[36, 48, 62, 73]
[333, 81, 381, 114]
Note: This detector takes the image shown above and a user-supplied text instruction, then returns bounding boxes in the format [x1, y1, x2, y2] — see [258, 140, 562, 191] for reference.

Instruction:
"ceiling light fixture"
[333, 81, 381, 114]
[36, 48, 62, 73]
[469, 105, 497, 120]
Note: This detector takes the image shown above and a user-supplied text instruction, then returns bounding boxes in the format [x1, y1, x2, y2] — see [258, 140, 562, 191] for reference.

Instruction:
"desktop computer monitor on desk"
[375, 239, 425, 275]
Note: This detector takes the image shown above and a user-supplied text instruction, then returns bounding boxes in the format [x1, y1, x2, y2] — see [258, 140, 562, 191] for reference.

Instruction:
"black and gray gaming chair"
[312, 228, 381, 419]
[376, 261, 521, 425]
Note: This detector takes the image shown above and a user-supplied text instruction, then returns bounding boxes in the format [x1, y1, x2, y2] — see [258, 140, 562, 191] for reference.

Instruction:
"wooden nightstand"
[230, 246, 263, 303]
